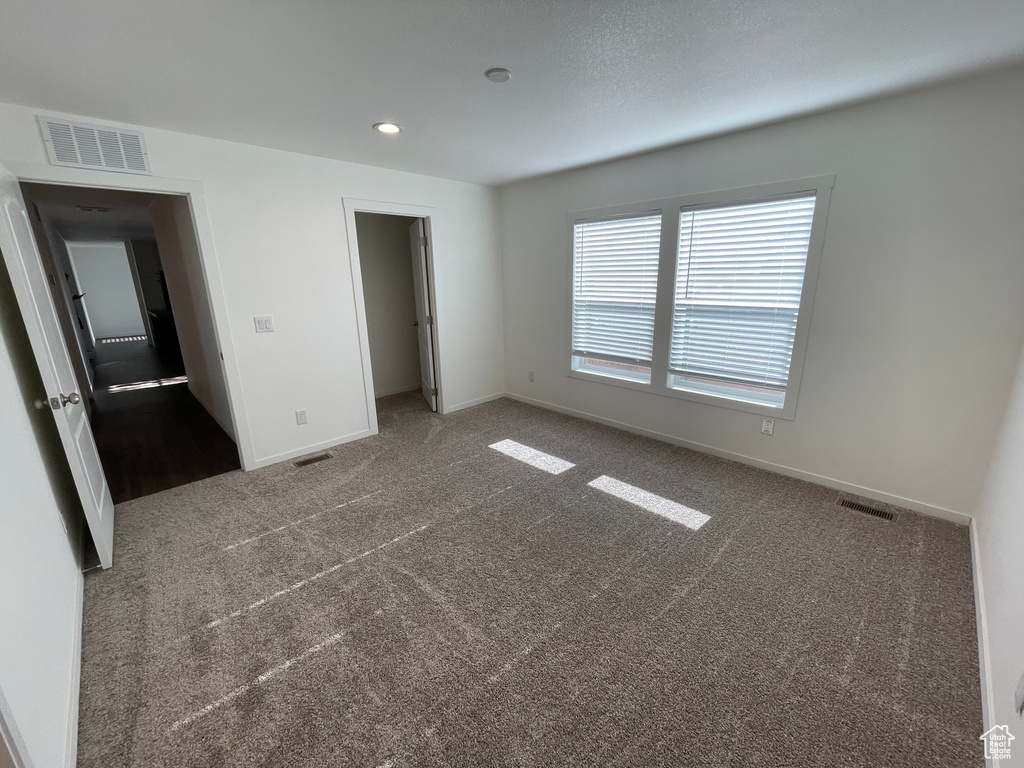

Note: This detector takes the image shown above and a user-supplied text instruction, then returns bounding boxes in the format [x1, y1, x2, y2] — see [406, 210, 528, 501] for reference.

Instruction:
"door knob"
[413, 321, 419, 326]
[60, 392, 81, 407]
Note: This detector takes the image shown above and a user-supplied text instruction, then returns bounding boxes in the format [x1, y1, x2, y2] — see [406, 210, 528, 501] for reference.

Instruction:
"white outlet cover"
[295, 409, 307, 425]
[761, 418, 775, 435]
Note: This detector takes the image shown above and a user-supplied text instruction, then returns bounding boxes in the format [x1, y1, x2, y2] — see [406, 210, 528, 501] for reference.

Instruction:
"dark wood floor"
[90, 340, 240, 504]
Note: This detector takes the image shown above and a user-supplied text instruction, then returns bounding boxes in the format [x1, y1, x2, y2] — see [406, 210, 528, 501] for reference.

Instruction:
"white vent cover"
[37, 117, 151, 175]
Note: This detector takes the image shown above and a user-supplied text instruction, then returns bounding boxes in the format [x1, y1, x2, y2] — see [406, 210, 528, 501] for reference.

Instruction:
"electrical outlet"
[761, 418, 775, 436]
[295, 409, 307, 425]
[528, 371, 535, 383]
[254, 315, 275, 333]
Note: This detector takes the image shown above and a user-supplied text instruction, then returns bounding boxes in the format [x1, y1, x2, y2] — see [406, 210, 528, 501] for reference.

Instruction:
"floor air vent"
[294, 453, 331, 468]
[838, 498, 896, 521]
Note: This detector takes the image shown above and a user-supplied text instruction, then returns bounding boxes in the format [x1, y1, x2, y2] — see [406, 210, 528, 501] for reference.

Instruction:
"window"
[568, 176, 833, 419]
[669, 194, 816, 409]
[571, 212, 661, 384]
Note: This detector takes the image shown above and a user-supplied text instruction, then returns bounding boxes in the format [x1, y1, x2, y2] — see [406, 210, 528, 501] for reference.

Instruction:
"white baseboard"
[443, 392, 505, 414]
[970, 519, 998, 766]
[249, 390, 506, 469]
[64, 571, 84, 768]
[374, 384, 420, 398]
[505, 393, 972, 526]
[250, 429, 376, 470]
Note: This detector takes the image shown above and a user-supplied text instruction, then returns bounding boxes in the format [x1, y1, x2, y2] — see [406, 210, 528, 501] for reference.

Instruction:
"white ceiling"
[38, 203, 156, 243]
[22, 183, 157, 242]
[2, 0, 1023, 185]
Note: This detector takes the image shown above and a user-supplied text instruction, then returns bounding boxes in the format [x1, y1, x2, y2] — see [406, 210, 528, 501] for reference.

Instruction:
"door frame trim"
[342, 198, 444, 434]
[0, 681, 34, 768]
[4, 161, 255, 470]
[123, 240, 156, 345]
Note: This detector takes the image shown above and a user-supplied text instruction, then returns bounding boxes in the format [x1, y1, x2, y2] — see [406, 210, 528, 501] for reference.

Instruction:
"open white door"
[0, 164, 115, 568]
[408, 219, 437, 411]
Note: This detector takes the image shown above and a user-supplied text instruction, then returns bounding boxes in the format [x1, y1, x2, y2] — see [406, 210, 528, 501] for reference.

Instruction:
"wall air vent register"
[37, 116, 152, 175]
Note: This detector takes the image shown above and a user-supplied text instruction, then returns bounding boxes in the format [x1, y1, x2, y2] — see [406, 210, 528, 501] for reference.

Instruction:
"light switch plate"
[254, 315, 274, 333]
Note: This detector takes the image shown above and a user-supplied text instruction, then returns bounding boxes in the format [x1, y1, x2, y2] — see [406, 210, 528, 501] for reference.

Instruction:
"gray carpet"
[77, 394, 983, 767]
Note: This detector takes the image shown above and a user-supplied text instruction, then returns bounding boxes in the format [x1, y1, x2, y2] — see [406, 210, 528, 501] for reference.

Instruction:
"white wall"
[66, 241, 146, 339]
[355, 212, 421, 397]
[150, 195, 234, 437]
[129, 239, 167, 311]
[975, 341, 1024, 742]
[500, 63, 1024, 519]
[0, 258, 83, 768]
[0, 95, 504, 765]
[0, 100, 505, 469]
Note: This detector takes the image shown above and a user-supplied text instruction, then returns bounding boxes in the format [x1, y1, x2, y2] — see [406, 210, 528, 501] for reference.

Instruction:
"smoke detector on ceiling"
[485, 67, 512, 83]
[37, 116, 152, 175]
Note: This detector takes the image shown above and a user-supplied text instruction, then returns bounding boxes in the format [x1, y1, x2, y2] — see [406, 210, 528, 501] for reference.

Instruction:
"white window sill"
[567, 367, 654, 395]
[567, 366, 797, 420]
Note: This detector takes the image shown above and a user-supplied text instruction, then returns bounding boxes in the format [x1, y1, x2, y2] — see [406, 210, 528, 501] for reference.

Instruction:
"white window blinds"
[572, 213, 661, 365]
[670, 194, 816, 391]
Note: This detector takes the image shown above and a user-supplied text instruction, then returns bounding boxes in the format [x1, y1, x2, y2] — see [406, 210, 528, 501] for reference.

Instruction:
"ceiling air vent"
[37, 117, 151, 175]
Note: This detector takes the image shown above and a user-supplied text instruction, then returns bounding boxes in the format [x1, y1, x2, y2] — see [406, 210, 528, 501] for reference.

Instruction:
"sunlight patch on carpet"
[489, 439, 574, 474]
[589, 475, 710, 530]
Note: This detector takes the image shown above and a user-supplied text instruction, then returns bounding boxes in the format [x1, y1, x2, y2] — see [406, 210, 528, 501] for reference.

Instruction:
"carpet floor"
[77, 393, 983, 767]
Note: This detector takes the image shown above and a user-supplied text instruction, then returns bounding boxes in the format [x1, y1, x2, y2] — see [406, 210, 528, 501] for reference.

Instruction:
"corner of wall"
[492, 185, 509, 399]
[970, 517, 996, 739]
[62, 569, 84, 768]
[0, 685, 31, 768]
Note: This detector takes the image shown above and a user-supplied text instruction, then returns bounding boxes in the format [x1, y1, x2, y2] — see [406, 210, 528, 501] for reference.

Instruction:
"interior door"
[408, 218, 437, 411]
[0, 164, 116, 568]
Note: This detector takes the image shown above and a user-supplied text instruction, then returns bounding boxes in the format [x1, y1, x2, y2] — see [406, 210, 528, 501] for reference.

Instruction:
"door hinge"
[418, 236, 428, 248]
[425, 315, 433, 326]
[431, 387, 438, 396]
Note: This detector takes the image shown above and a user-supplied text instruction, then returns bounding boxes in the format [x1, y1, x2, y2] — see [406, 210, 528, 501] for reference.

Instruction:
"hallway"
[90, 339, 240, 503]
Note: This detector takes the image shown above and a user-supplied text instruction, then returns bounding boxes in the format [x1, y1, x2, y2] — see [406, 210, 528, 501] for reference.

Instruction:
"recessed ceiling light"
[485, 67, 512, 83]
[373, 122, 402, 134]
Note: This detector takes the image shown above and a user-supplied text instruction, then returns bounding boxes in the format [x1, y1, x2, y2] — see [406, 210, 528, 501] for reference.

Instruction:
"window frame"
[569, 209, 664, 383]
[566, 175, 834, 420]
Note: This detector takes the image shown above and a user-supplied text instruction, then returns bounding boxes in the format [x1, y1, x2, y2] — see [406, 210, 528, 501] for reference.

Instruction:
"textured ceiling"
[22, 183, 157, 241]
[2, 0, 1023, 185]
[38, 203, 156, 243]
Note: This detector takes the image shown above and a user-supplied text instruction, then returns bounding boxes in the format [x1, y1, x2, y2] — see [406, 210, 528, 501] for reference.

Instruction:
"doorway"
[351, 208, 441, 416]
[18, 182, 241, 504]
